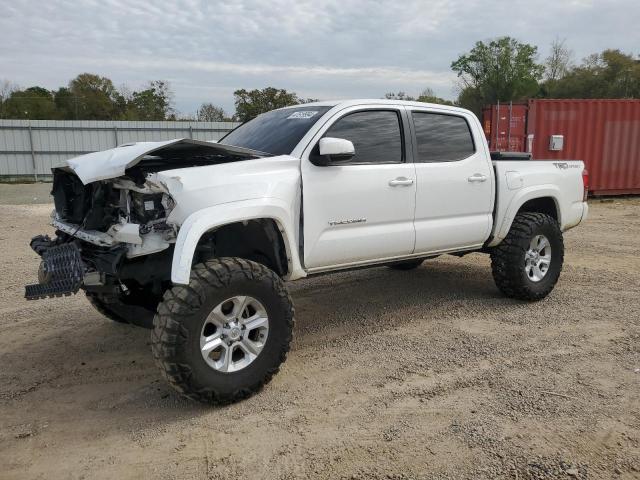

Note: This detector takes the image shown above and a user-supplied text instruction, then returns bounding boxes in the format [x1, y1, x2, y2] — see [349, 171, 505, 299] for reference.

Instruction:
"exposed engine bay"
[50, 169, 177, 256]
[25, 170, 179, 317]
[25, 139, 266, 310]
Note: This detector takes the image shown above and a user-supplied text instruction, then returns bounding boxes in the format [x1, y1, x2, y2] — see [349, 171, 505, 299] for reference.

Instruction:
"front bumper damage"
[25, 241, 85, 300]
[24, 231, 158, 301]
[24, 138, 266, 302]
[25, 171, 179, 301]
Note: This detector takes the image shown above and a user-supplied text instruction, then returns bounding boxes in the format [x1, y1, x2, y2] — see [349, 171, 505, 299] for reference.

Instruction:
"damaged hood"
[60, 138, 265, 184]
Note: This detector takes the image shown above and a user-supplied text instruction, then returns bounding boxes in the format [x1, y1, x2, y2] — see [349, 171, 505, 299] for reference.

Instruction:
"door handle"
[389, 177, 414, 186]
[468, 174, 488, 183]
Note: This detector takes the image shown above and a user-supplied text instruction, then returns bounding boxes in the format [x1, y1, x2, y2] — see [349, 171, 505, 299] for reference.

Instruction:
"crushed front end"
[25, 168, 177, 323]
[25, 139, 266, 328]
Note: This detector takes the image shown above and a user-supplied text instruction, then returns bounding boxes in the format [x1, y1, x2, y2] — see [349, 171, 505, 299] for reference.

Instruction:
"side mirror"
[311, 137, 355, 166]
[319, 137, 355, 158]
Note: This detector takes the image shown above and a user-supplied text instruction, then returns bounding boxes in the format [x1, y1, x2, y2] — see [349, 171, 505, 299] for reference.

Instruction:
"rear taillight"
[582, 169, 589, 201]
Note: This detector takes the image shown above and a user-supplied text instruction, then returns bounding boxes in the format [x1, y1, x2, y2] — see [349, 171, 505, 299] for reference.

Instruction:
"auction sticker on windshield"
[287, 111, 318, 119]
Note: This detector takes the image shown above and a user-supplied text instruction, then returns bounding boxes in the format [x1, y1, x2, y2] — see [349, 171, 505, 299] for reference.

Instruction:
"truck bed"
[488, 160, 588, 247]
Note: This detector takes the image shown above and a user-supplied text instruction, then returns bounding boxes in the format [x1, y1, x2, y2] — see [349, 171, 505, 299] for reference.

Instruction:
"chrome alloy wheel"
[200, 296, 269, 373]
[525, 234, 552, 282]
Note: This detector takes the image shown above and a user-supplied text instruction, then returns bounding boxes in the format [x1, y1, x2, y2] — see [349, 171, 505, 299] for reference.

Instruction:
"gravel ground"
[0, 182, 52, 204]
[0, 189, 638, 479]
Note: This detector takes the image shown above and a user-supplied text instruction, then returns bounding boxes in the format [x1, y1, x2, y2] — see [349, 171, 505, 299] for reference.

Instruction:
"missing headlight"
[130, 192, 165, 224]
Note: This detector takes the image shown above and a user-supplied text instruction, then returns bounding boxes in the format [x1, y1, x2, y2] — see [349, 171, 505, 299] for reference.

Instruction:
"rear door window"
[412, 112, 475, 162]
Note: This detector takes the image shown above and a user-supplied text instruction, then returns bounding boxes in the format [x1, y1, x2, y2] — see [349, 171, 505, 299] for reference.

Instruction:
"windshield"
[219, 106, 332, 155]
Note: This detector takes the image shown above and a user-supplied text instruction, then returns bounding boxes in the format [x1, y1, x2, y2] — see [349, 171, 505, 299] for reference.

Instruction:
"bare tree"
[384, 91, 415, 100]
[197, 102, 227, 122]
[545, 38, 573, 81]
[0, 79, 19, 118]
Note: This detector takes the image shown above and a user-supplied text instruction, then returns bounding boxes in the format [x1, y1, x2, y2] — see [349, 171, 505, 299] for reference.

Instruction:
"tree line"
[1, 37, 638, 122]
[0, 74, 175, 121]
[0, 75, 315, 123]
[450, 37, 640, 115]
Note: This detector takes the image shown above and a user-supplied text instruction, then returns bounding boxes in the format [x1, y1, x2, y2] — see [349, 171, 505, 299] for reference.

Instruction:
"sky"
[2, 0, 639, 117]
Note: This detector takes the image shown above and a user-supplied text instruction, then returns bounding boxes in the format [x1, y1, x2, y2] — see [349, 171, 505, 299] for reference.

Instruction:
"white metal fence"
[0, 119, 239, 181]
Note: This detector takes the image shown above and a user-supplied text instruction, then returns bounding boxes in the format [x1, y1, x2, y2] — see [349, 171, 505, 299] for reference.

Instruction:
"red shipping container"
[482, 103, 528, 152]
[483, 99, 640, 195]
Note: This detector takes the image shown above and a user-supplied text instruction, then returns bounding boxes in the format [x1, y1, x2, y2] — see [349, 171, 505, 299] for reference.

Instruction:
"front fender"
[170, 198, 305, 284]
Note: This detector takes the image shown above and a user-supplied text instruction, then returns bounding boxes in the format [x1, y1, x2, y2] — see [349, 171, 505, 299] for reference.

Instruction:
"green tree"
[454, 86, 484, 115]
[68, 73, 124, 120]
[3, 86, 56, 119]
[416, 88, 455, 106]
[52, 87, 79, 119]
[233, 87, 301, 122]
[196, 102, 227, 121]
[123, 80, 174, 120]
[547, 49, 640, 99]
[451, 37, 544, 114]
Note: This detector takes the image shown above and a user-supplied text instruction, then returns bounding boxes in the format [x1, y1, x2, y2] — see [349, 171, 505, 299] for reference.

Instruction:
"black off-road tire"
[151, 257, 294, 405]
[86, 291, 157, 328]
[388, 258, 425, 270]
[490, 212, 564, 301]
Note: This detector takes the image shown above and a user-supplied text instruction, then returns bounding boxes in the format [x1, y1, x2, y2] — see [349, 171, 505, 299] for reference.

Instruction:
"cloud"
[1, 0, 639, 115]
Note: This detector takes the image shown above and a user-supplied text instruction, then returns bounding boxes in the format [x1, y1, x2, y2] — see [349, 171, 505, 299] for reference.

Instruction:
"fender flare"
[170, 198, 304, 284]
[489, 185, 562, 247]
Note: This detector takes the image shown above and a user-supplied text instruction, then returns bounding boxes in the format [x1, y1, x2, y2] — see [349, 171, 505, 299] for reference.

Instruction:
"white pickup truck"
[26, 99, 588, 404]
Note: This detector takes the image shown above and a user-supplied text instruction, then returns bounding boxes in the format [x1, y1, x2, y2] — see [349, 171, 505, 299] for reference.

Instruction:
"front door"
[301, 107, 416, 270]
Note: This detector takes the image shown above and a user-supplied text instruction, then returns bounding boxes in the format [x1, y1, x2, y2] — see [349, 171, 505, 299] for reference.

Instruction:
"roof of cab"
[278, 98, 469, 115]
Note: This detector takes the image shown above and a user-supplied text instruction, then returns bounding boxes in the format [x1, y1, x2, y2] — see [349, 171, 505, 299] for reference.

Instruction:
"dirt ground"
[0, 188, 638, 480]
[0, 183, 52, 205]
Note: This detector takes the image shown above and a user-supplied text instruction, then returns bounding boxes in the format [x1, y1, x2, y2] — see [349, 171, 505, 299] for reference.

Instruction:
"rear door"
[300, 106, 416, 270]
[410, 108, 494, 253]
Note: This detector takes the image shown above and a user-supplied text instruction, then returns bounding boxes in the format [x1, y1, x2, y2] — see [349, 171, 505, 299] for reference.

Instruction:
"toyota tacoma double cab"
[26, 100, 589, 404]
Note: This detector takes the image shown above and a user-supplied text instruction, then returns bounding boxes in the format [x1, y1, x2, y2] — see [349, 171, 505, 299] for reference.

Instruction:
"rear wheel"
[151, 258, 294, 405]
[490, 212, 564, 301]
